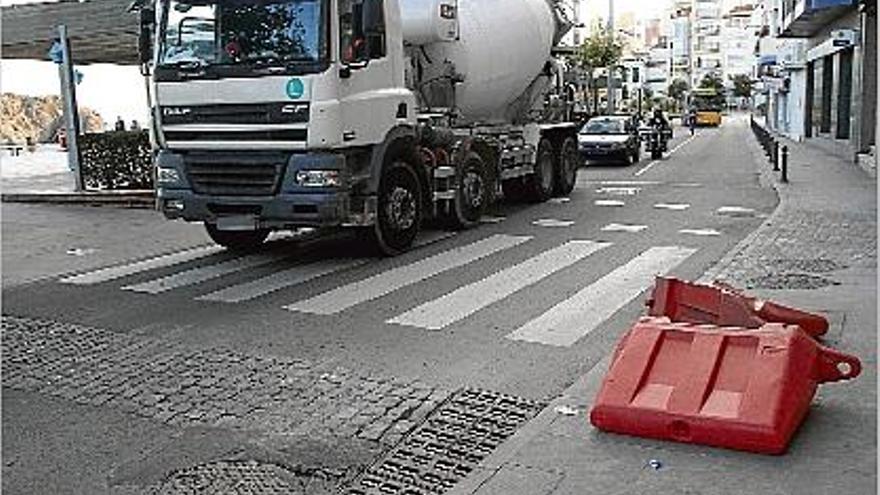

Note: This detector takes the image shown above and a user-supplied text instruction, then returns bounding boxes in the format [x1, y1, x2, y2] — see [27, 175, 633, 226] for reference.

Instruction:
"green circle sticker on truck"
[286, 78, 305, 99]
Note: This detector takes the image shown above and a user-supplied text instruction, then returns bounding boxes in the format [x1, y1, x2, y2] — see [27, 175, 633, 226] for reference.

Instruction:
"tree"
[668, 78, 688, 102]
[577, 25, 623, 114]
[730, 74, 753, 98]
[699, 73, 725, 92]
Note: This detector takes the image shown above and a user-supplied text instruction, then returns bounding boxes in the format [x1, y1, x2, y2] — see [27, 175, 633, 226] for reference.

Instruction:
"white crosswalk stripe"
[122, 253, 282, 294]
[285, 234, 531, 315]
[388, 240, 611, 330]
[59, 245, 224, 285]
[507, 246, 697, 347]
[197, 258, 367, 303]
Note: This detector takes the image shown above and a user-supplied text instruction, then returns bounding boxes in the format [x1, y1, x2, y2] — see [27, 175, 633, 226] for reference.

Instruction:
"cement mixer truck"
[137, 0, 580, 254]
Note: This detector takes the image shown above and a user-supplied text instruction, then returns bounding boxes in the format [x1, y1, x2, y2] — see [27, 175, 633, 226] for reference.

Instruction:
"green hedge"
[79, 131, 153, 190]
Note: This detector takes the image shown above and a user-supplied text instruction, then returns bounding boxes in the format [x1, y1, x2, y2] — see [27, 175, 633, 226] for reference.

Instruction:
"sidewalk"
[0, 146, 153, 207]
[449, 120, 877, 494]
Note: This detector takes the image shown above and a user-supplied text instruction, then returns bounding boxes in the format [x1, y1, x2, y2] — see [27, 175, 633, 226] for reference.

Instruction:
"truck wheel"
[365, 160, 422, 256]
[448, 151, 488, 229]
[527, 138, 555, 202]
[553, 137, 578, 196]
[204, 223, 270, 252]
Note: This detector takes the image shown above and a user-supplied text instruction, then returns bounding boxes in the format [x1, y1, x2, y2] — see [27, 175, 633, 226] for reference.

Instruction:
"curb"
[1, 191, 155, 208]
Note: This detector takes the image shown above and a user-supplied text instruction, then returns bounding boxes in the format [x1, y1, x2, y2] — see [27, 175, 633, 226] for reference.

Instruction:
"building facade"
[773, 0, 876, 158]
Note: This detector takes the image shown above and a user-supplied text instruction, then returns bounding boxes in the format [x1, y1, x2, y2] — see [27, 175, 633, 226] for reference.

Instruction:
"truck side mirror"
[138, 6, 155, 66]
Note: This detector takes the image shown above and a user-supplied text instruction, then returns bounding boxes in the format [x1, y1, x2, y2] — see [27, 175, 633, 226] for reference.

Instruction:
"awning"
[779, 0, 855, 38]
[1, 0, 139, 65]
[758, 55, 778, 66]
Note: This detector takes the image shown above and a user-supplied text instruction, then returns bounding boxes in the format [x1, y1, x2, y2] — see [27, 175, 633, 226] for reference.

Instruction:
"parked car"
[577, 115, 641, 164]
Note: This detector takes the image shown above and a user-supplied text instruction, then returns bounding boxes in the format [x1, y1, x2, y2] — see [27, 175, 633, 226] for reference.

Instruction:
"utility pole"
[606, 0, 615, 114]
[57, 25, 83, 192]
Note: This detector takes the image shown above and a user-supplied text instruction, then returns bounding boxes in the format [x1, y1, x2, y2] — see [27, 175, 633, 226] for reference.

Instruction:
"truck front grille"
[165, 129, 307, 142]
[184, 153, 285, 196]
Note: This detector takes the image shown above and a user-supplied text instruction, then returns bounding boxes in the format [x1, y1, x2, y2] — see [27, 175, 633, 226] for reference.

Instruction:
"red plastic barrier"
[646, 277, 829, 338]
[590, 317, 860, 454]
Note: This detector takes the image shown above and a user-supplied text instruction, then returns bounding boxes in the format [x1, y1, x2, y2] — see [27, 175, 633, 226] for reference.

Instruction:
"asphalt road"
[2, 116, 779, 494]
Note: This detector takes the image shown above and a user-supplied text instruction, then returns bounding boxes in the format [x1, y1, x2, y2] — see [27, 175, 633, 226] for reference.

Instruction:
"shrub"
[79, 131, 152, 190]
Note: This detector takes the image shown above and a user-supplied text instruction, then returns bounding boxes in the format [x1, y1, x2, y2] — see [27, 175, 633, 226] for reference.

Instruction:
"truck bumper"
[155, 150, 377, 229]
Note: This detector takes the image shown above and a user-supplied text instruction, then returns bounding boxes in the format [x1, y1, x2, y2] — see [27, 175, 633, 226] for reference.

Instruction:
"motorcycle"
[647, 126, 668, 159]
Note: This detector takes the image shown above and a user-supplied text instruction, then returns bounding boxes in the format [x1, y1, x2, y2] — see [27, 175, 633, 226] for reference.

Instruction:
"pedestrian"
[114, 116, 125, 131]
[687, 107, 697, 136]
[130, 120, 141, 131]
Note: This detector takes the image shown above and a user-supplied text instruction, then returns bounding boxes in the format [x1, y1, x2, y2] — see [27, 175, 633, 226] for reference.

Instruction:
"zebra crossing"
[58, 233, 699, 347]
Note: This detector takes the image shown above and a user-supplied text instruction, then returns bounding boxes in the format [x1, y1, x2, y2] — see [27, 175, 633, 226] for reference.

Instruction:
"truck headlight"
[157, 167, 181, 185]
[295, 170, 341, 188]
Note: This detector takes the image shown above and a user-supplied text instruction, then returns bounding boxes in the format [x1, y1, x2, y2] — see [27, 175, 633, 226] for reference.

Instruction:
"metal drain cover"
[157, 460, 318, 494]
[768, 258, 846, 273]
[748, 273, 840, 290]
[347, 389, 545, 495]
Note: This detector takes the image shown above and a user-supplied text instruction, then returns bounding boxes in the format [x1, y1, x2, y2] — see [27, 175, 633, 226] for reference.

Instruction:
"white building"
[722, 4, 759, 81]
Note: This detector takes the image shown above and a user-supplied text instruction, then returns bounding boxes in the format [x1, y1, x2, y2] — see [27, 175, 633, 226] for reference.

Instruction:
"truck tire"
[363, 160, 422, 256]
[553, 137, 578, 196]
[448, 151, 488, 229]
[526, 138, 555, 202]
[204, 223, 270, 252]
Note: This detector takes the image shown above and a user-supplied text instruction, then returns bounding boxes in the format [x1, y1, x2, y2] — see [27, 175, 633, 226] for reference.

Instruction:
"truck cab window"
[339, 0, 384, 64]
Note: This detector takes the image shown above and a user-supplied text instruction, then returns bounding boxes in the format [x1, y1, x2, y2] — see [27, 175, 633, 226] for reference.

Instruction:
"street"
[2, 116, 874, 494]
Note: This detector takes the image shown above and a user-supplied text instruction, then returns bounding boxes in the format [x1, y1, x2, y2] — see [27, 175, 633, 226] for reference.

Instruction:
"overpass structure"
[1, 0, 139, 65]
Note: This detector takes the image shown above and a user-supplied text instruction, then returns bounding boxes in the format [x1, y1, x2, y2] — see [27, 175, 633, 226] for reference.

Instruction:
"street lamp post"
[606, 0, 614, 114]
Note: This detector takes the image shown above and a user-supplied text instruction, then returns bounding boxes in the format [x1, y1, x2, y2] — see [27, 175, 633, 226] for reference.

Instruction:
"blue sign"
[48, 41, 63, 64]
[286, 78, 305, 99]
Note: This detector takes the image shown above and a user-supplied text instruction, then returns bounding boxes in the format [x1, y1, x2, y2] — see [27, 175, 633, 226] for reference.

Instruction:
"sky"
[0, 0, 682, 125]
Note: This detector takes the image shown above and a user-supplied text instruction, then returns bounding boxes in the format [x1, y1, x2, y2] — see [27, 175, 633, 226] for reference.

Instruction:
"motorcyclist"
[648, 109, 670, 151]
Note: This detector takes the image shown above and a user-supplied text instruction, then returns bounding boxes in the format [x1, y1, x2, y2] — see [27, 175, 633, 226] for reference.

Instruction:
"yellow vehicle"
[691, 88, 724, 126]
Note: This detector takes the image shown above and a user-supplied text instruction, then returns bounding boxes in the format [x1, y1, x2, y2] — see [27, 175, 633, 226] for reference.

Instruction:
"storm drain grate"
[347, 389, 545, 495]
[155, 460, 338, 495]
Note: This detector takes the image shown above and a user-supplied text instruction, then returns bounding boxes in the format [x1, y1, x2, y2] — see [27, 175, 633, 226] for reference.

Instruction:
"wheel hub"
[462, 171, 484, 209]
[386, 187, 416, 231]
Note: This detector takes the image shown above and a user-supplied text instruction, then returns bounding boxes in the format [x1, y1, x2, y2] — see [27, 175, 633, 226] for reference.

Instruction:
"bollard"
[781, 145, 789, 183]
[773, 141, 780, 170]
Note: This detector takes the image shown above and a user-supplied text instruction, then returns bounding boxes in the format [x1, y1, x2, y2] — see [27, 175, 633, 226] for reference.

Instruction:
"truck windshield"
[158, 0, 327, 72]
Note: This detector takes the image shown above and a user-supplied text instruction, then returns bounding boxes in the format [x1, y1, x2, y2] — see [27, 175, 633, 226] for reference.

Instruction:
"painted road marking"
[633, 160, 659, 177]
[594, 200, 626, 207]
[198, 258, 367, 303]
[122, 253, 282, 294]
[654, 203, 691, 211]
[634, 132, 698, 177]
[549, 197, 571, 204]
[507, 246, 697, 347]
[60, 245, 225, 285]
[388, 240, 611, 330]
[716, 206, 756, 217]
[680, 228, 722, 236]
[285, 234, 531, 315]
[533, 219, 575, 228]
[596, 187, 641, 196]
[480, 216, 506, 224]
[601, 223, 648, 233]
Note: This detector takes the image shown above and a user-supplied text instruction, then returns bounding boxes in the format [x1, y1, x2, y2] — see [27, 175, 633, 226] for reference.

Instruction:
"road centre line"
[634, 132, 698, 177]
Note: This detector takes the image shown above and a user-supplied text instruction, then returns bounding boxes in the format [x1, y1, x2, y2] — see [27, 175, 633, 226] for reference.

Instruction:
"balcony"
[779, 0, 856, 38]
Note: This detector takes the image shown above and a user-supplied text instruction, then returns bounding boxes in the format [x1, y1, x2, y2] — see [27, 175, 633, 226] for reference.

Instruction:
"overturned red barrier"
[646, 277, 829, 338]
[590, 317, 860, 455]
